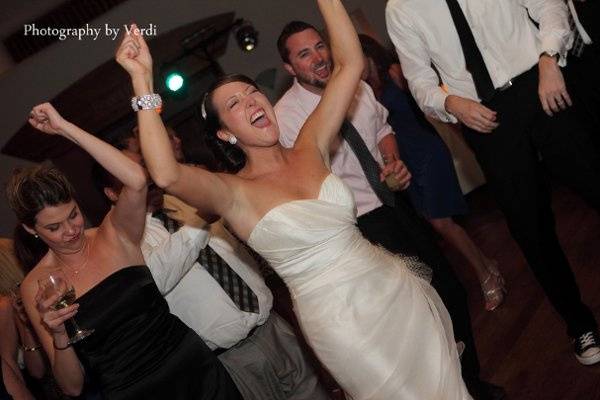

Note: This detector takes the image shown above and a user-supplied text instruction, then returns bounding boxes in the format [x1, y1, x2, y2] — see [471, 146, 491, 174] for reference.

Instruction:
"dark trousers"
[565, 44, 600, 150]
[357, 196, 481, 384]
[463, 66, 600, 338]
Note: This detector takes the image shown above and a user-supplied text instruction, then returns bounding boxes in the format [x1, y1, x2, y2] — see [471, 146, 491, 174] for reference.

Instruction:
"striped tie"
[198, 246, 259, 314]
[153, 210, 260, 313]
[152, 210, 182, 233]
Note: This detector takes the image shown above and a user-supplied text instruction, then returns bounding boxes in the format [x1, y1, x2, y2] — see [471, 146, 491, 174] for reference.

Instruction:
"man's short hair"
[277, 20, 320, 63]
[104, 127, 136, 151]
[91, 161, 121, 196]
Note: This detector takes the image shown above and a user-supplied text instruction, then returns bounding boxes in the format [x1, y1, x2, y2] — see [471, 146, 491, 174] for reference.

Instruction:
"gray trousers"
[218, 313, 330, 400]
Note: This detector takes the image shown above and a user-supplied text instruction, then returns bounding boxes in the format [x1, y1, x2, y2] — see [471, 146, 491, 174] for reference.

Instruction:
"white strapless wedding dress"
[248, 174, 472, 400]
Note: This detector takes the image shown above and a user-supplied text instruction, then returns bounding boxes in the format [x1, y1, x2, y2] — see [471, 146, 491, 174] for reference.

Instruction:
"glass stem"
[70, 317, 83, 333]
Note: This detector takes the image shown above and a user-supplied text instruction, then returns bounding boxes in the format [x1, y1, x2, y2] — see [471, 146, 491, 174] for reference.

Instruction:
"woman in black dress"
[7, 104, 241, 400]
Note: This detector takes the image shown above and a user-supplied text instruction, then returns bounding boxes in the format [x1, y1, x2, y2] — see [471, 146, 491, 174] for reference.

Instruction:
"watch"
[131, 93, 162, 112]
[540, 50, 559, 61]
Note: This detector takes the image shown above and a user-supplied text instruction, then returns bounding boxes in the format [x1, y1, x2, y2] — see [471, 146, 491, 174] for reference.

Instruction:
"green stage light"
[166, 72, 185, 92]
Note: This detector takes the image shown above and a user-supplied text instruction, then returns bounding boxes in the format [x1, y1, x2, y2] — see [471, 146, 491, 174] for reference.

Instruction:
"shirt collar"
[291, 78, 322, 110]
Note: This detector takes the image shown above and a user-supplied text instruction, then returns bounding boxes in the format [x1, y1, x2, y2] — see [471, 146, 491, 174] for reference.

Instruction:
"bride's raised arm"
[115, 25, 233, 218]
[294, 0, 364, 159]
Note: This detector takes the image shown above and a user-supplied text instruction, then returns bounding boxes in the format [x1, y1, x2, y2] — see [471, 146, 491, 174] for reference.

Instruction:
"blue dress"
[380, 79, 468, 219]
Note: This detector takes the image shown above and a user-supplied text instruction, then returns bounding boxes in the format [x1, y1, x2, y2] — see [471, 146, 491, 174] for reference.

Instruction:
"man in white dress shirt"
[274, 21, 505, 400]
[94, 149, 329, 400]
[386, 0, 600, 365]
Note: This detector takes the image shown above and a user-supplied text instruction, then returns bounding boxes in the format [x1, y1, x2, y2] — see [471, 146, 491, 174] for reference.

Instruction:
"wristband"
[131, 93, 162, 112]
[540, 50, 559, 61]
[53, 340, 71, 350]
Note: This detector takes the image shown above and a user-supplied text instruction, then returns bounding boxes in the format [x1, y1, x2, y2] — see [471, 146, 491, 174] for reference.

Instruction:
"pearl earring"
[228, 136, 238, 145]
[34, 233, 39, 238]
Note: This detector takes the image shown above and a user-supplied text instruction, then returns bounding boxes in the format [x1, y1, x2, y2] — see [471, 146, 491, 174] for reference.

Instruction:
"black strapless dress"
[71, 265, 241, 400]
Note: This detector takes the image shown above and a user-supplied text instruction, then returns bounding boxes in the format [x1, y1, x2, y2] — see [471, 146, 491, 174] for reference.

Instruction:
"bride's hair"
[6, 164, 76, 269]
[200, 74, 259, 173]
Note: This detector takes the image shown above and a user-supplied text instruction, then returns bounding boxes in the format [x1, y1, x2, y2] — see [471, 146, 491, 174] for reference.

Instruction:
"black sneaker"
[574, 331, 600, 365]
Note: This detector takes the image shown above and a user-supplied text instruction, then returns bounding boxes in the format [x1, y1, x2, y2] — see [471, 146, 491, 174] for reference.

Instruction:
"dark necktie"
[444, 0, 496, 102]
[340, 120, 396, 207]
[152, 210, 181, 233]
[197, 246, 260, 314]
[153, 210, 260, 314]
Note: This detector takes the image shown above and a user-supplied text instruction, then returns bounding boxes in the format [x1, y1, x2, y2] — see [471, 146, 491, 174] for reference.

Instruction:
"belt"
[212, 325, 260, 356]
[497, 79, 513, 92]
[495, 67, 535, 94]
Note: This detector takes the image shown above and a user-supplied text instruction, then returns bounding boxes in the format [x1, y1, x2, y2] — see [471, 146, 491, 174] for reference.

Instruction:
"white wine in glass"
[38, 269, 93, 344]
[382, 154, 403, 191]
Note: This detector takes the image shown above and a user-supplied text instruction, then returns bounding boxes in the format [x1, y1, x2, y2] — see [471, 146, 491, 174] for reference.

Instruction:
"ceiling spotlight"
[236, 23, 258, 52]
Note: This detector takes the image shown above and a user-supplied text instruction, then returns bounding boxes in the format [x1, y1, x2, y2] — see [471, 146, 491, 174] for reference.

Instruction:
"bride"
[116, 1, 471, 399]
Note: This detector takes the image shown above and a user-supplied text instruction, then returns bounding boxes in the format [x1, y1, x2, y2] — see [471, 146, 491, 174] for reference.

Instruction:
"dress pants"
[357, 195, 481, 385]
[218, 313, 329, 400]
[463, 66, 600, 339]
[566, 0, 600, 143]
[565, 44, 600, 151]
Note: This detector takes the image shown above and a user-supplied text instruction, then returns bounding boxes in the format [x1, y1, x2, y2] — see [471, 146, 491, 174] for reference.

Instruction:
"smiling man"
[280, 24, 331, 92]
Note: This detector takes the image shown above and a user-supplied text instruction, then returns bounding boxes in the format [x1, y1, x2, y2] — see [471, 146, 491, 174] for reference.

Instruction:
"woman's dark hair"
[6, 164, 76, 269]
[201, 73, 260, 173]
[12, 225, 45, 271]
[358, 34, 395, 84]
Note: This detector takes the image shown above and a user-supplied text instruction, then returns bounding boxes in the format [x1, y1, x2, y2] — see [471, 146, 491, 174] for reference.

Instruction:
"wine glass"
[382, 154, 402, 191]
[38, 269, 93, 344]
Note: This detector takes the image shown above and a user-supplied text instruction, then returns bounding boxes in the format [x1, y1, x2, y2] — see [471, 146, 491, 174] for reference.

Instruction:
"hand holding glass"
[382, 154, 403, 191]
[38, 270, 93, 344]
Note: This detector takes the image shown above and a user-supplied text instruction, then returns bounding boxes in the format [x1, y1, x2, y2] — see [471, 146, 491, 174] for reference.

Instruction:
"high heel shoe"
[487, 259, 505, 287]
[481, 260, 506, 311]
[481, 273, 505, 311]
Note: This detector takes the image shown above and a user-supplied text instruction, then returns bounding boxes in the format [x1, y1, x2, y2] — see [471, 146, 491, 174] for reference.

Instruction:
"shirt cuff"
[431, 91, 458, 124]
[180, 226, 210, 248]
[541, 35, 568, 67]
[376, 124, 394, 143]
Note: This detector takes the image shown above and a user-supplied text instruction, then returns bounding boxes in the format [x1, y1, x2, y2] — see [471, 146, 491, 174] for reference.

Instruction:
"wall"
[0, 0, 391, 237]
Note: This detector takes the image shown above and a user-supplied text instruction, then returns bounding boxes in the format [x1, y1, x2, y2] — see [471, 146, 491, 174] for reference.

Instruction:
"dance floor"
[448, 184, 600, 400]
[269, 183, 600, 400]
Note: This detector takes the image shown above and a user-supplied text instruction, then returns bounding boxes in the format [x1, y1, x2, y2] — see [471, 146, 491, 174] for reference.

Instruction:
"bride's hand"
[115, 24, 153, 82]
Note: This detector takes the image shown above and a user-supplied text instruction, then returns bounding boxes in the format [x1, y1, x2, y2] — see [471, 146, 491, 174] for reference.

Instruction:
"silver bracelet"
[131, 93, 162, 112]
